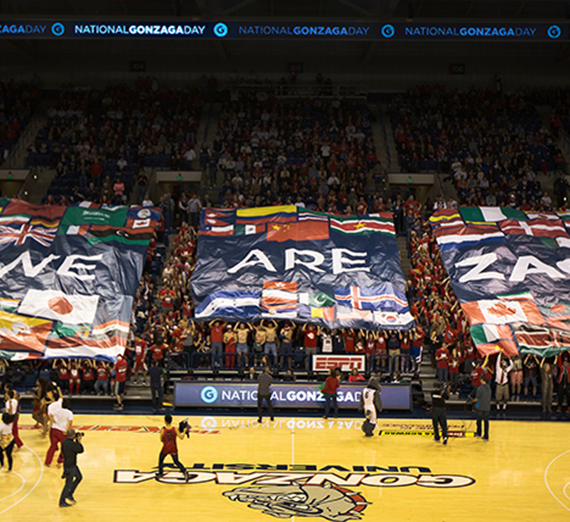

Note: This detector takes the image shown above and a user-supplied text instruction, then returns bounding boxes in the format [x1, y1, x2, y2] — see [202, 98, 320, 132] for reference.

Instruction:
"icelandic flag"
[195, 290, 260, 320]
[334, 285, 409, 312]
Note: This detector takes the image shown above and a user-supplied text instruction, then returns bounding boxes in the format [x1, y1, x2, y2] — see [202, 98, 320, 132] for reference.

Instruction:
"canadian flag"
[461, 293, 545, 326]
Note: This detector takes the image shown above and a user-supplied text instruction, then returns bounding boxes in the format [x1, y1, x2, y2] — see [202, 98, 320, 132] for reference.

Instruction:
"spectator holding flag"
[495, 353, 514, 413]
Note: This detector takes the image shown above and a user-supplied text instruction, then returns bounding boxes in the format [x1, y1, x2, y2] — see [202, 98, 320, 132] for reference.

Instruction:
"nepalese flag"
[499, 218, 569, 239]
[460, 206, 527, 223]
[461, 293, 545, 326]
[469, 323, 519, 357]
[334, 285, 410, 313]
[432, 223, 504, 251]
[330, 215, 395, 236]
[262, 281, 298, 318]
[512, 323, 570, 358]
[201, 208, 235, 228]
[194, 290, 260, 320]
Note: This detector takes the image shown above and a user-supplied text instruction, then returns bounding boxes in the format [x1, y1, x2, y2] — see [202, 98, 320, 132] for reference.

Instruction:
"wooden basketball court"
[1, 413, 569, 521]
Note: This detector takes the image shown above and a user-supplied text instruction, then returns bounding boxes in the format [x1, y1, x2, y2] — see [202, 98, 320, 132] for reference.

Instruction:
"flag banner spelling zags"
[191, 206, 414, 331]
[0, 199, 160, 361]
[430, 207, 570, 357]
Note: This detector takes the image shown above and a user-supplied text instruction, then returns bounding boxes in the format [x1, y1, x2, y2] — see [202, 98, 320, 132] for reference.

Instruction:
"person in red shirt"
[400, 332, 412, 372]
[302, 324, 321, 371]
[435, 343, 450, 383]
[133, 336, 148, 384]
[113, 354, 131, 411]
[449, 348, 463, 394]
[157, 413, 189, 481]
[209, 319, 225, 370]
[150, 338, 168, 366]
[375, 332, 388, 371]
[68, 360, 81, 395]
[223, 325, 237, 369]
[343, 329, 355, 353]
[94, 362, 110, 396]
[322, 367, 340, 419]
[81, 360, 95, 395]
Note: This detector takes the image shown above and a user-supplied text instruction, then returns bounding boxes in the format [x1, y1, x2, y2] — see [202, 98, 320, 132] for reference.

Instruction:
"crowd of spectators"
[25, 79, 203, 205]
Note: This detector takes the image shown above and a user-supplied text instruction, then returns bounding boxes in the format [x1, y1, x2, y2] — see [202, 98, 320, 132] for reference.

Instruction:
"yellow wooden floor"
[1, 413, 569, 522]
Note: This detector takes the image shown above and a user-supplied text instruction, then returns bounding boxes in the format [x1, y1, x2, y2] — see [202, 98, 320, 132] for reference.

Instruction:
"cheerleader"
[3, 384, 23, 449]
[69, 360, 81, 395]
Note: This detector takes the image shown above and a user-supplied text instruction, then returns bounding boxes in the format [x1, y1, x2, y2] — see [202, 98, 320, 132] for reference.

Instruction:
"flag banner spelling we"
[430, 207, 570, 357]
[0, 199, 161, 361]
[192, 206, 413, 331]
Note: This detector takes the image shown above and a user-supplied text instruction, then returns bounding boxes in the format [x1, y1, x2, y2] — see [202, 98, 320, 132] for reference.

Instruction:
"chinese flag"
[267, 220, 329, 242]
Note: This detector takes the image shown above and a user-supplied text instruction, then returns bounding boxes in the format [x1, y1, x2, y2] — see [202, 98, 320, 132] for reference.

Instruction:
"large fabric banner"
[191, 206, 413, 331]
[430, 207, 570, 357]
[0, 199, 160, 361]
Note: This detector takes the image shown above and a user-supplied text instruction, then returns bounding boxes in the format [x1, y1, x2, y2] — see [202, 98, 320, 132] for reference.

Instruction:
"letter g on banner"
[51, 22, 65, 36]
[213, 22, 228, 38]
[548, 25, 561, 39]
[201, 386, 218, 404]
[381, 24, 395, 38]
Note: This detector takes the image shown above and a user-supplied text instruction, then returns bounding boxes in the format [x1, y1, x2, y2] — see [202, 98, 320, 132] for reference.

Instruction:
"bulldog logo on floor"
[223, 484, 368, 522]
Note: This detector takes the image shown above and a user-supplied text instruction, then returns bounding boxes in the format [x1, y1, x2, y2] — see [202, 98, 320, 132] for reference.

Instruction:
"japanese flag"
[18, 289, 99, 325]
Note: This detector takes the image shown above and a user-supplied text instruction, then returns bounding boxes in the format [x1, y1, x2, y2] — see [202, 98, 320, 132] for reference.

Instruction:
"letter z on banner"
[191, 206, 414, 331]
[430, 207, 570, 358]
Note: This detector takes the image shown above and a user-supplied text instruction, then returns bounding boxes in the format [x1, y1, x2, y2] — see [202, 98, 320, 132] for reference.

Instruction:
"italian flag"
[460, 206, 527, 223]
[330, 216, 395, 236]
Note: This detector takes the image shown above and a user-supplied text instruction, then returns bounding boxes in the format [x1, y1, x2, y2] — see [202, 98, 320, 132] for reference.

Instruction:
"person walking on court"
[323, 367, 340, 419]
[474, 375, 491, 440]
[257, 367, 274, 423]
[59, 429, 84, 507]
[157, 414, 189, 481]
[0, 412, 16, 471]
[359, 376, 383, 436]
[431, 382, 449, 444]
[45, 398, 73, 467]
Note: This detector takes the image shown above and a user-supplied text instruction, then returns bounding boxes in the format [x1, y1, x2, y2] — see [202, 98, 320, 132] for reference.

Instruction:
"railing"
[230, 82, 368, 100]
[171, 351, 417, 375]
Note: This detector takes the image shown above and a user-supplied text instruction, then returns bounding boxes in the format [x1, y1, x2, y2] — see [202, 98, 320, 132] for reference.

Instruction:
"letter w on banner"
[430, 206, 570, 358]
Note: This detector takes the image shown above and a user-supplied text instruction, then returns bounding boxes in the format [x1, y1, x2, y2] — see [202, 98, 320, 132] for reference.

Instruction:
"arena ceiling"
[0, 0, 569, 20]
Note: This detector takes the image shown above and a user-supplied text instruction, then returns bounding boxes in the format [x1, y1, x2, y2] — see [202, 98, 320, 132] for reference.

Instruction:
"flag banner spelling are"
[191, 206, 414, 331]
[430, 207, 570, 357]
[0, 199, 160, 361]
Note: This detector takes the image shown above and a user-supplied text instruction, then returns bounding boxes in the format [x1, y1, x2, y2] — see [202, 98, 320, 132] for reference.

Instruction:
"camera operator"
[59, 429, 84, 508]
[157, 414, 190, 481]
[431, 382, 449, 444]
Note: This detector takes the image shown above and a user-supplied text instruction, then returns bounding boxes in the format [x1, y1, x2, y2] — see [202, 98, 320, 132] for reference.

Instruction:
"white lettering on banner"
[0, 251, 60, 279]
[57, 254, 104, 281]
[510, 255, 564, 282]
[456, 253, 570, 282]
[284, 248, 325, 273]
[313, 355, 366, 372]
[456, 253, 505, 283]
[227, 249, 277, 274]
[332, 248, 369, 274]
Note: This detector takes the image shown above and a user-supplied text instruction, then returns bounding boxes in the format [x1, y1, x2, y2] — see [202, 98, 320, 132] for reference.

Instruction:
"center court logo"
[213, 22, 228, 38]
[201, 386, 218, 403]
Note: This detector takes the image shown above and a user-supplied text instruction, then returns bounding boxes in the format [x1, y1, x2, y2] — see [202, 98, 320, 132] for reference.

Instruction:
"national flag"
[0, 309, 52, 354]
[330, 215, 395, 236]
[59, 224, 90, 236]
[461, 293, 545, 326]
[18, 289, 99, 325]
[87, 225, 154, 245]
[234, 223, 266, 235]
[194, 290, 260, 319]
[469, 323, 519, 357]
[373, 310, 415, 329]
[78, 201, 101, 209]
[460, 206, 527, 223]
[432, 223, 504, 251]
[262, 281, 298, 317]
[236, 205, 298, 226]
[334, 285, 409, 312]
[299, 304, 335, 321]
[298, 209, 329, 222]
[527, 212, 559, 220]
[51, 323, 92, 339]
[61, 206, 128, 228]
[0, 298, 19, 313]
[539, 303, 570, 330]
[513, 323, 570, 358]
[557, 211, 570, 222]
[267, 220, 329, 242]
[0, 222, 57, 247]
[299, 292, 335, 308]
[2, 199, 67, 220]
[556, 237, 570, 249]
[199, 225, 234, 236]
[201, 209, 235, 229]
[499, 218, 569, 239]
[429, 209, 463, 229]
[127, 206, 161, 224]
[336, 306, 372, 322]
